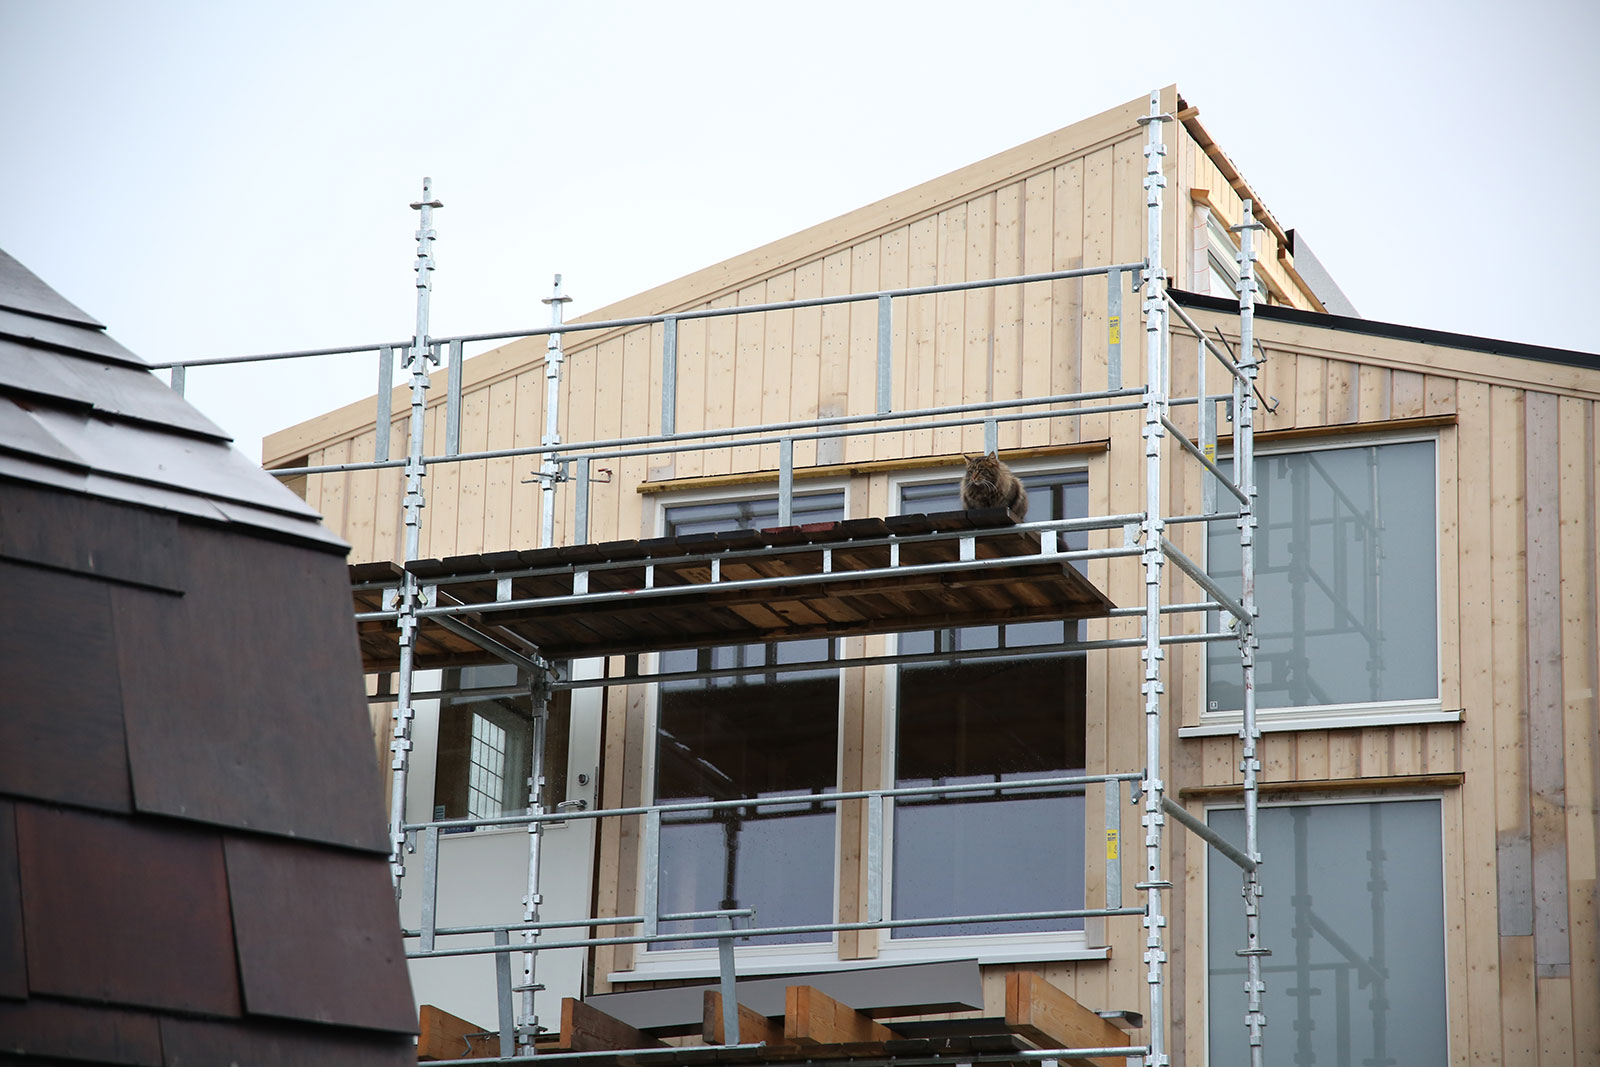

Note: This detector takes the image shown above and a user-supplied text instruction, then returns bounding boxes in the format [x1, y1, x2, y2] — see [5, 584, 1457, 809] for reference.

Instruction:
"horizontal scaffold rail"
[147, 261, 1148, 370]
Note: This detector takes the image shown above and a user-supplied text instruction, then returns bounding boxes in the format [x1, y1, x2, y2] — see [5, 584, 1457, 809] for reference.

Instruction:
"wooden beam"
[1003, 972, 1130, 1067]
[418, 1004, 498, 1060]
[1179, 772, 1465, 801]
[558, 998, 668, 1053]
[702, 991, 787, 1046]
[637, 441, 1110, 494]
[783, 985, 899, 1046]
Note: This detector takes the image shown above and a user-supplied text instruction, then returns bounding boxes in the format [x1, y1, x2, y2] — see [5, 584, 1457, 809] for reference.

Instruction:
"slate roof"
[0, 249, 415, 1064]
[0, 247, 344, 550]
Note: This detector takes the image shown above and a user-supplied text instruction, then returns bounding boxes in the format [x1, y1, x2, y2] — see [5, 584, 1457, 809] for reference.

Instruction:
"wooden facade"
[267, 88, 1600, 1064]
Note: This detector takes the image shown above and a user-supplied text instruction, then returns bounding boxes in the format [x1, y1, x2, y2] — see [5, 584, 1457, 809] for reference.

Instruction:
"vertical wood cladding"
[273, 92, 1598, 1064]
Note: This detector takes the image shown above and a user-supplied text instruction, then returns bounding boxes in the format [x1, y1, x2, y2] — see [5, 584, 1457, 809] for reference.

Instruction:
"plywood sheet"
[0, 559, 133, 813]
[223, 835, 415, 1034]
[115, 524, 388, 852]
[15, 804, 241, 1016]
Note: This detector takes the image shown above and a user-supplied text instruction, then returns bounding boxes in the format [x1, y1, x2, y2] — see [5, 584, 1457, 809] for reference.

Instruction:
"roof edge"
[1168, 288, 1600, 372]
[265, 87, 1176, 463]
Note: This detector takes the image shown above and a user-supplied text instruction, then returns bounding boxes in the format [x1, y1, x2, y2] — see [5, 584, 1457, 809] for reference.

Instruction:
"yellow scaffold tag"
[1106, 829, 1119, 860]
[1108, 315, 1121, 345]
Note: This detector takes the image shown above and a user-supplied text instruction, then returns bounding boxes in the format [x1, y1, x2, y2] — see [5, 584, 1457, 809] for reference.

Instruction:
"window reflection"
[653, 493, 843, 947]
[1207, 441, 1438, 711]
[893, 472, 1090, 937]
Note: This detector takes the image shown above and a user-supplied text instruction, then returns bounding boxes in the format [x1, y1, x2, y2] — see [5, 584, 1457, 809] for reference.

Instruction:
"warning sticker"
[1106, 829, 1119, 860]
[1109, 315, 1121, 345]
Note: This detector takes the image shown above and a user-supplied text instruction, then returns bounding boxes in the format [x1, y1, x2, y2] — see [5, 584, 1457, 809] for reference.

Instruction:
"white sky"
[4, 0, 1596, 462]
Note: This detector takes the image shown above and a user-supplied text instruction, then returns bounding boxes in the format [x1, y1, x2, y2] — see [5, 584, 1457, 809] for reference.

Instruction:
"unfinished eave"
[351, 507, 1117, 670]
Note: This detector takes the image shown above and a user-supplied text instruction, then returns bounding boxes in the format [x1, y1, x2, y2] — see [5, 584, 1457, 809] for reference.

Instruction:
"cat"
[960, 452, 1028, 519]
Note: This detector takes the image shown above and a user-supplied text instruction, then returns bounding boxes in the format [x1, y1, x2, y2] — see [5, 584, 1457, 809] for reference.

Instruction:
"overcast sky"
[4, 0, 1596, 461]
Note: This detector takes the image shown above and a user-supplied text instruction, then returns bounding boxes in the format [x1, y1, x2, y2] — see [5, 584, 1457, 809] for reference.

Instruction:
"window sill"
[1179, 702, 1460, 737]
[610, 940, 1108, 984]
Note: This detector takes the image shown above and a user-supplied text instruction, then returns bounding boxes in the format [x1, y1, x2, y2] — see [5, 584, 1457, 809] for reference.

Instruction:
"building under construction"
[64, 86, 1600, 1065]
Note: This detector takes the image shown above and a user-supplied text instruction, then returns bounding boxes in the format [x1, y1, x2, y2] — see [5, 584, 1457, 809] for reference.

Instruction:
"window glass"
[1206, 441, 1438, 711]
[653, 492, 844, 948]
[893, 471, 1089, 937]
[1207, 799, 1447, 1066]
[433, 664, 568, 820]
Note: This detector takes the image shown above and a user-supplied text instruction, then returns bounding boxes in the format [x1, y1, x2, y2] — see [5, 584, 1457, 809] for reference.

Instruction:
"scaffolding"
[160, 91, 1268, 1066]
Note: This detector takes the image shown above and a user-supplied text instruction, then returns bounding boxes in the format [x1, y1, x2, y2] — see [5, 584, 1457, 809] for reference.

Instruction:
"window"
[651, 491, 845, 949]
[889, 470, 1090, 939]
[1206, 440, 1438, 715]
[1206, 798, 1447, 1065]
[433, 664, 569, 821]
[1205, 210, 1271, 304]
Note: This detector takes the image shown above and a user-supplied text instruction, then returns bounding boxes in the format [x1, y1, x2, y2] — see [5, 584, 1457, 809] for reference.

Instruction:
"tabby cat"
[960, 452, 1027, 519]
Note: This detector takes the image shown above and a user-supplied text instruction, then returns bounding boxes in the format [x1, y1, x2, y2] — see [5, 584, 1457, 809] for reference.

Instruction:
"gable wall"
[270, 91, 1598, 1064]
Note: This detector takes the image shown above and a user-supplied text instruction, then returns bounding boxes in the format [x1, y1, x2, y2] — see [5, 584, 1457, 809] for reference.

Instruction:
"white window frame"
[1200, 793, 1451, 1062]
[873, 459, 1107, 965]
[621, 480, 851, 980]
[1185, 432, 1454, 737]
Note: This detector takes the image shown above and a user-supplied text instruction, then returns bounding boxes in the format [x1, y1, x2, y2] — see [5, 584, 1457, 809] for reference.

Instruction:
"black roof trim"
[1167, 289, 1600, 373]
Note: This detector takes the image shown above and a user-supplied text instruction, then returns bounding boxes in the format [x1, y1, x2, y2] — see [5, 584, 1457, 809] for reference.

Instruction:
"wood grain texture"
[418, 1003, 499, 1060]
[784, 985, 897, 1046]
[1523, 390, 1570, 976]
[558, 997, 665, 1052]
[1003, 971, 1128, 1067]
[702, 991, 786, 1046]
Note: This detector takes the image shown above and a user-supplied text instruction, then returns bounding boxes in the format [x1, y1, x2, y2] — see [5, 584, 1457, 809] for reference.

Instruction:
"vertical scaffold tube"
[1235, 199, 1269, 1067]
[540, 276, 571, 549]
[1138, 91, 1171, 1067]
[521, 670, 551, 1050]
[389, 178, 444, 889]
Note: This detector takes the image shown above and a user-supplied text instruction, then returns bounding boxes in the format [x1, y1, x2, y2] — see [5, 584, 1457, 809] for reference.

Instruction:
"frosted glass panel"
[1207, 441, 1438, 710]
[1207, 800, 1447, 1065]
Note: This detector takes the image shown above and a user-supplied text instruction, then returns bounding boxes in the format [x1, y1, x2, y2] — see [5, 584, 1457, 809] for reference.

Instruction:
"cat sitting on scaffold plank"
[960, 452, 1027, 519]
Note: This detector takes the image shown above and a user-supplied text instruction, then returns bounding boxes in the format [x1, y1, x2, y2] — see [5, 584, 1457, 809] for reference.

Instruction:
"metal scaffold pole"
[540, 276, 572, 549]
[1137, 90, 1171, 1067]
[520, 670, 551, 1051]
[388, 178, 444, 889]
[1234, 198, 1269, 1066]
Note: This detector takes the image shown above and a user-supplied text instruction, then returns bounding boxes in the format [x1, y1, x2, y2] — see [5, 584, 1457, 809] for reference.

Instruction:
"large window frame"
[631, 482, 851, 975]
[876, 459, 1106, 964]
[1202, 794, 1451, 1065]
[1191, 433, 1451, 734]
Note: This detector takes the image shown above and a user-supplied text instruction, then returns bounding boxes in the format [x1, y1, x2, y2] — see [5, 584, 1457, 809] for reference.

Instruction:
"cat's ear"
[987, 451, 998, 460]
[962, 454, 974, 463]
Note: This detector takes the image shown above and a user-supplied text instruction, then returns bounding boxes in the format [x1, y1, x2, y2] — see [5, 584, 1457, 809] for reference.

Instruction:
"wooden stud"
[418, 1004, 498, 1060]
[783, 985, 897, 1046]
[557, 998, 666, 1053]
[1004, 971, 1130, 1067]
[702, 991, 786, 1046]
